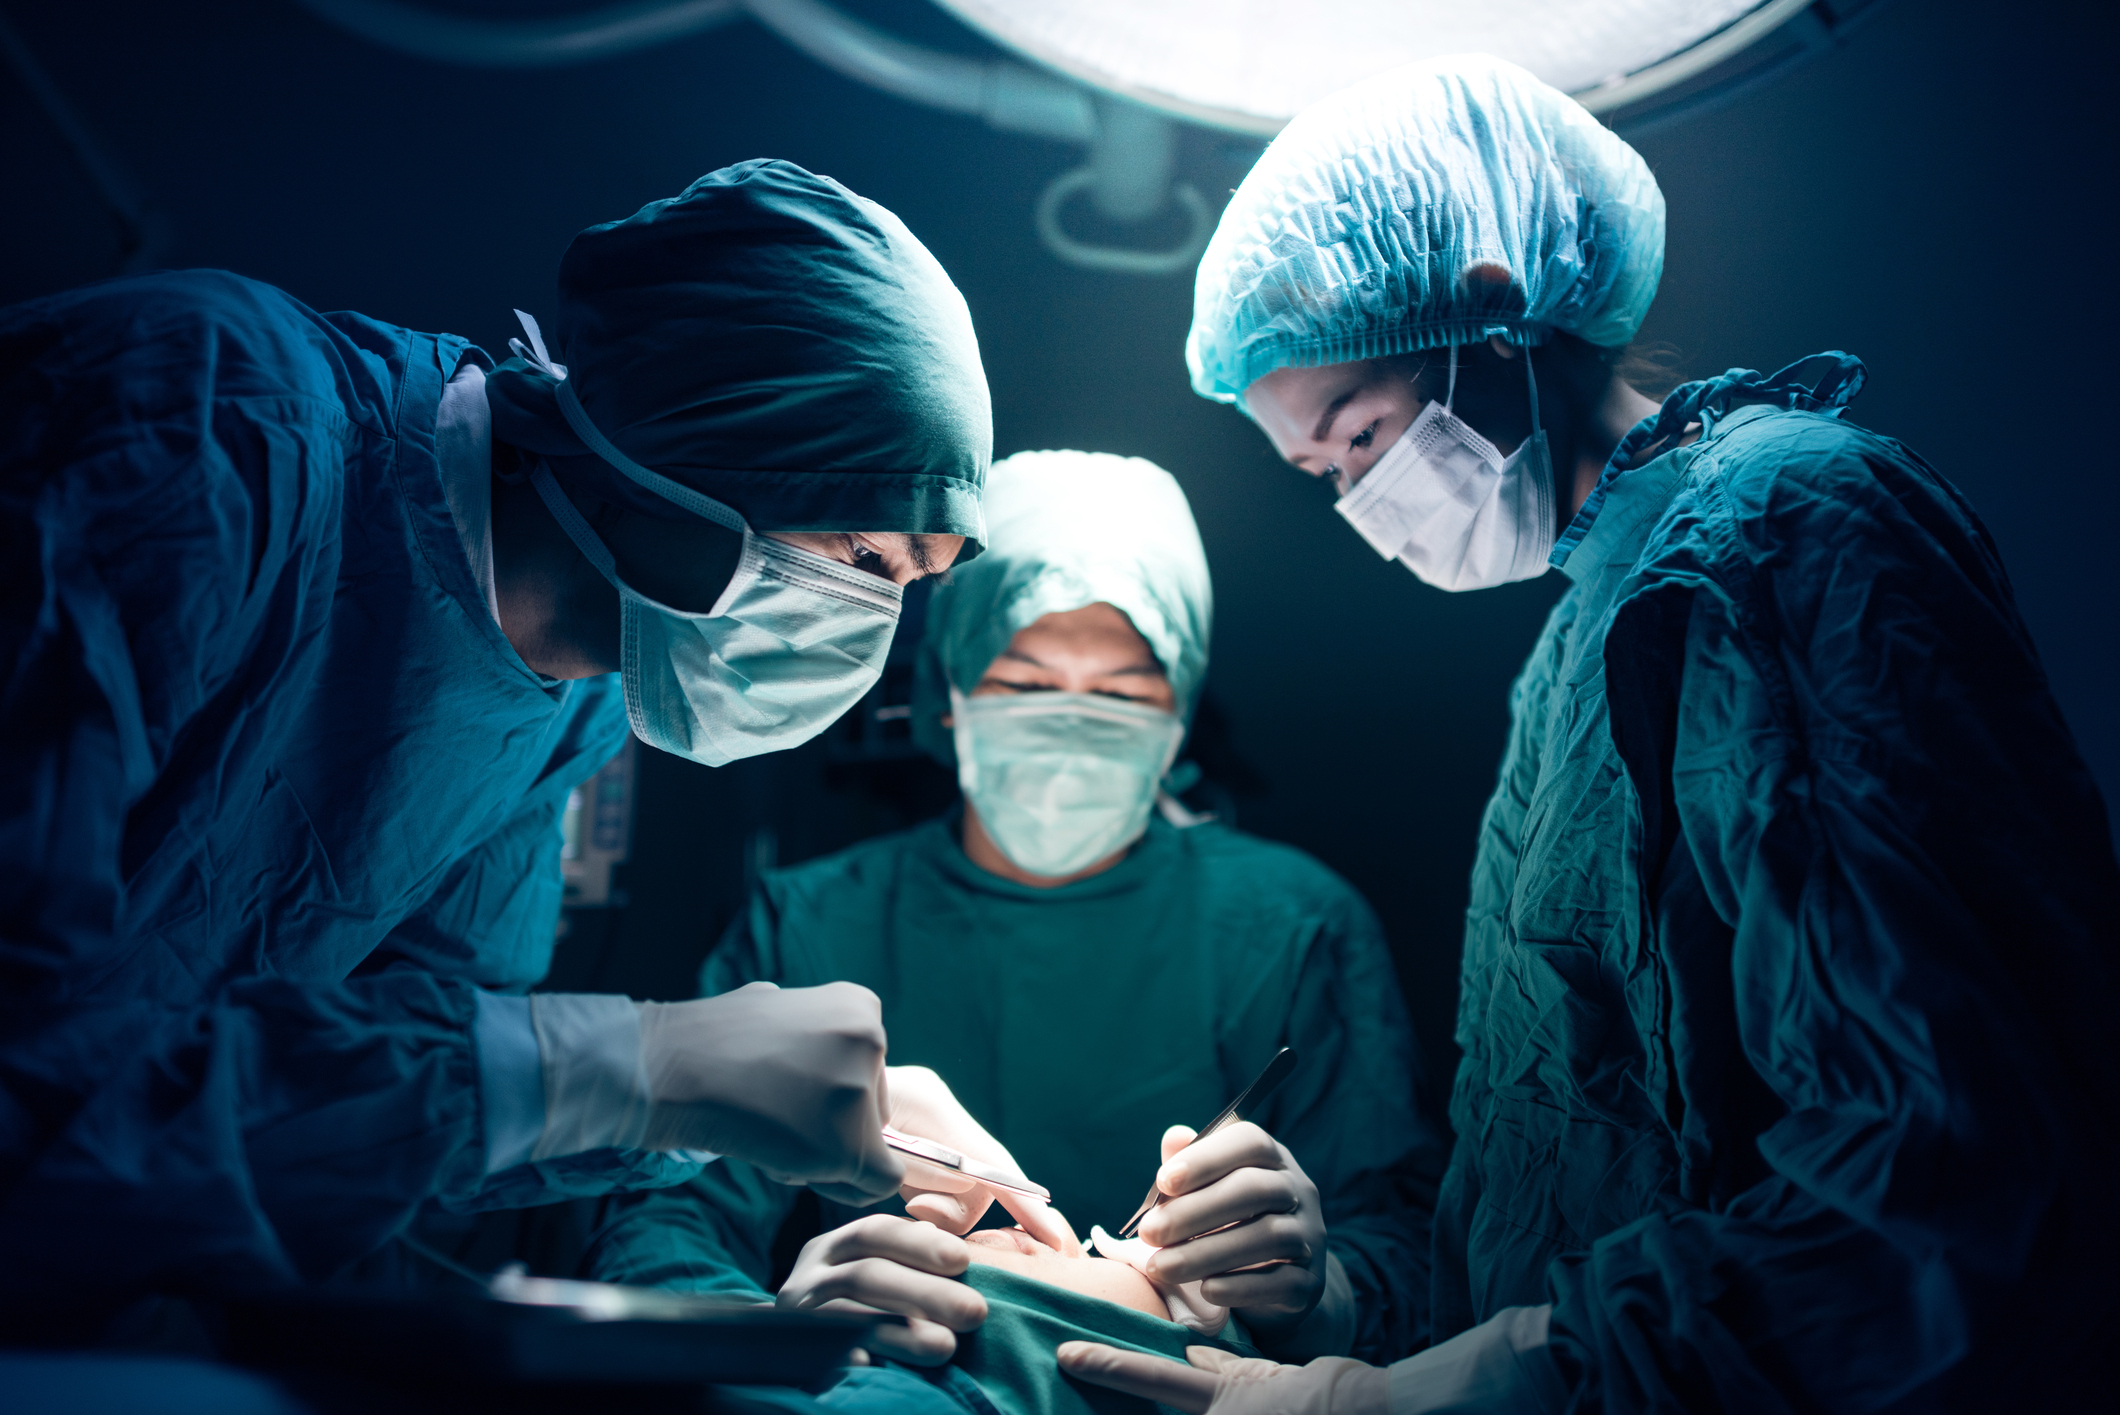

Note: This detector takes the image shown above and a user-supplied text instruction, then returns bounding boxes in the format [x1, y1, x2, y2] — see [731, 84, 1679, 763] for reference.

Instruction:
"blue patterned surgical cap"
[1188, 54, 1665, 407]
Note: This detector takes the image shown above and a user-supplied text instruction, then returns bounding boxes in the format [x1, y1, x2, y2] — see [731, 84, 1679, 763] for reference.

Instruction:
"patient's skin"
[962, 1227, 1168, 1321]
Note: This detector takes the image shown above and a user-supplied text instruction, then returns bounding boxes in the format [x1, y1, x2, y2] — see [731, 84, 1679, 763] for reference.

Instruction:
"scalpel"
[882, 1125, 1052, 1202]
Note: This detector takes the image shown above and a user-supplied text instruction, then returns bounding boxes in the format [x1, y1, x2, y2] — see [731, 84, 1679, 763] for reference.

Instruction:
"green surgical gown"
[586, 811, 1448, 1361]
[799, 1266, 1261, 1415]
[1439, 359, 2119, 1409]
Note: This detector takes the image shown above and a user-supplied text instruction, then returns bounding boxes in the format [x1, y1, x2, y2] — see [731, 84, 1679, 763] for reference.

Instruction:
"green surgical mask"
[951, 687, 1186, 878]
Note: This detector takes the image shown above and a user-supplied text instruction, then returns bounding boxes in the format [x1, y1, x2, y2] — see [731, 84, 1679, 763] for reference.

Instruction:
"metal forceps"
[881, 1126, 1052, 1202]
[1117, 1046, 1298, 1238]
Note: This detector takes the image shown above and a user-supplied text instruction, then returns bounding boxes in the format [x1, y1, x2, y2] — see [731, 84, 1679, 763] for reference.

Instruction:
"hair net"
[1187, 54, 1664, 407]
[488, 159, 991, 549]
[912, 450, 1212, 766]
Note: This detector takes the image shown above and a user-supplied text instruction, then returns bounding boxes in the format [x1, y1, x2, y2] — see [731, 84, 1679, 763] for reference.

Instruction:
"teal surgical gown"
[0, 271, 697, 1336]
[1439, 356, 2119, 1408]
[585, 811, 1449, 1361]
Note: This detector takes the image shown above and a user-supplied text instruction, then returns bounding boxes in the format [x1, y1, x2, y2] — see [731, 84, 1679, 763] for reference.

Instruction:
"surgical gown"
[0, 271, 696, 1336]
[585, 811, 1449, 1362]
[1439, 356, 2119, 1408]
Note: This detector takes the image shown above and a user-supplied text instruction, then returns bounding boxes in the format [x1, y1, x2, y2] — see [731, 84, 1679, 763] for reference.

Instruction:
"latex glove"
[1138, 1122, 1339, 1345]
[776, 1214, 987, 1365]
[638, 981, 903, 1206]
[1058, 1344, 1386, 1415]
[1063, 1306, 1566, 1415]
[884, 1064, 1074, 1251]
[1088, 1225, 1229, 1335]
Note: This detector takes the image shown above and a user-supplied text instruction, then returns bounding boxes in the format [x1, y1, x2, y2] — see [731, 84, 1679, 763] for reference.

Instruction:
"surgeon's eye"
[1349, 422, 1377, 452]
[847, 539, 889, 576]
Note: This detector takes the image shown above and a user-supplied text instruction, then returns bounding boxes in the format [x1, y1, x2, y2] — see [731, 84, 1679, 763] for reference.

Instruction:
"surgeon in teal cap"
[586, 450, 1449, 1369]
[1062, 54, 2118, 1415]
[0, 158, 1022, 1342]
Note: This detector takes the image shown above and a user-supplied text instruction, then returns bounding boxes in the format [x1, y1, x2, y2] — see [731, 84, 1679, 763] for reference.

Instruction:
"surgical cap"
[1187, 54, 1665, 407]
[488, 159, 991, 550]
[913, 451, 1212, 766]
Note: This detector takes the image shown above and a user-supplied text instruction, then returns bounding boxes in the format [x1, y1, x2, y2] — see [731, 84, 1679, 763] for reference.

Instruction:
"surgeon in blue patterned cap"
[1062, 53, 2118, 1415]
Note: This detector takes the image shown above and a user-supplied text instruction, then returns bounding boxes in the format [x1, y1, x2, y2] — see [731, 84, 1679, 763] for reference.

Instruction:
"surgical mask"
[951, 687, 1186, 878]
[510, 312, 901, 767]
[1334, 343, 1555, 591]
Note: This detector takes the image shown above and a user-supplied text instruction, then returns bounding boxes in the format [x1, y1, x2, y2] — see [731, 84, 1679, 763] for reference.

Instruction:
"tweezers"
[1117, 1046, 1299, 1238]
[882, 1125, 1052, 1201]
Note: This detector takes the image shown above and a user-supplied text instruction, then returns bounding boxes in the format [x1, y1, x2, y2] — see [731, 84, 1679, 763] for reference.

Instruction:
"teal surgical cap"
[489, 159, 991, 551]
[913, 450, 1213, 765]
[1187, 54, 1665, 407]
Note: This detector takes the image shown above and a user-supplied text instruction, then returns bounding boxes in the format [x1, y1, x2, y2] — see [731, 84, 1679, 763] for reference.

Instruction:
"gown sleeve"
[0, 273, 668, 1333]
[1271, 877, 1451, 1362]
[1431, 605, 1572, 1344]
[581, 895, 800, 1298]
[1554, 417, 2120, 1410]
[357, 700, 711, 1213]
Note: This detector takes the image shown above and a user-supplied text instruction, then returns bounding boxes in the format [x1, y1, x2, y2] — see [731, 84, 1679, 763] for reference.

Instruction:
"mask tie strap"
[1524, 342, 1541, 432]
[527, 463, 625, 595]
[509, 309, 568, 381]
[1445, 342, 1459, 412]
[508, 308, 749, 538]
[552, 380, 749, 535]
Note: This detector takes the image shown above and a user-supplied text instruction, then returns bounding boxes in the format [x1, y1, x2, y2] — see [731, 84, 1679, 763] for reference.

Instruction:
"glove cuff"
[528, 993, 652, 1159]
[1387, 1305, 1567, 1415]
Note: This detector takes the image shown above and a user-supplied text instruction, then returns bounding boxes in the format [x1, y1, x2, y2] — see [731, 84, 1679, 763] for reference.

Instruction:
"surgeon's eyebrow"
[994, 648, 1164, 676]
[907, 534, 954, 579]
[1311, 386, 1361, 445]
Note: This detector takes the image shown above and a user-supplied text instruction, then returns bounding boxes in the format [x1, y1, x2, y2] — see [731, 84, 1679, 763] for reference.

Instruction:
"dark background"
[6, 0, 2113, 1107]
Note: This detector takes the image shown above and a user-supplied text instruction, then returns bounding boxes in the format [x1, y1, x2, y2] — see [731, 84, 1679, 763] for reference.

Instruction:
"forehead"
[1247, 360, 1371, 452]
[1002, 603, 1165, 672]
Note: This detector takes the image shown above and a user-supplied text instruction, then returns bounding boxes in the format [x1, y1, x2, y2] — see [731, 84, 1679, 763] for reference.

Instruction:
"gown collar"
[1550, 352, 1868, 582]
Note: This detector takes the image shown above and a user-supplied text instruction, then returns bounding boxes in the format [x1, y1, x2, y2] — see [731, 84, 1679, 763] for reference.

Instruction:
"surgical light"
[929, 0, 1830, 135]
[293, 0, 1885, 274]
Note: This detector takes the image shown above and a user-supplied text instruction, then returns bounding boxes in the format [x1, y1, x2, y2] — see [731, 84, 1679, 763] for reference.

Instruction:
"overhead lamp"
[294, 0, 1886, 274]
[931, 0, 1864, 135]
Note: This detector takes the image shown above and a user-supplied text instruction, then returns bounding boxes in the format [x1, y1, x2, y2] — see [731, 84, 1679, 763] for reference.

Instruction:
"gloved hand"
[1063, 1306, 1566, 1415]
[885, 1064, 1074, 1250]
[776, 1214, 988, 1365]
[1137, 1122, 1345, 1351]
[638, 981, 902, 1206]
[1057, 1344, 1386, 1415]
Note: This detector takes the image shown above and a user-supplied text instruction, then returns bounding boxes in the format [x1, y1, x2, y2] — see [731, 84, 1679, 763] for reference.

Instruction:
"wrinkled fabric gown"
[0, 271, 696, 1335]
[1436, 357, 2119, 1410]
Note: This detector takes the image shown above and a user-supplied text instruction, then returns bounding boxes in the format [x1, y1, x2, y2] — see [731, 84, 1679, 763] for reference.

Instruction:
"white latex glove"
[1061, 1306, 1565, 1415]
[638, 982, 903, 1206]
[1138, 1122, 1345, 1350]
[883, 1064, 1073, 1251]
[1088, 1225, 1230, 1336]
[1058, 1344, 1386, 1415]
[776, 1214, 988, 1366]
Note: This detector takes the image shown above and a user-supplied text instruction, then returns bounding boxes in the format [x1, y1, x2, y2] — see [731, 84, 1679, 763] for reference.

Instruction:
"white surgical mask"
[511, 312, 901, 767]
[1334, 343, 1555, 591]
[952, 687, 1186, 878]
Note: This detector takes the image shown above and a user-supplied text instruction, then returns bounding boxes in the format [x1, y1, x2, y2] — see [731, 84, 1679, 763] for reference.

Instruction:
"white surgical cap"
[1187, 54, 1665, 406]
[913, 451, 1213, 765]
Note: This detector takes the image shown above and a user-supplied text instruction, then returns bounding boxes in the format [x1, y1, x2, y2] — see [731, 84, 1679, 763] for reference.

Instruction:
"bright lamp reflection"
[931, 0, 1778, 132]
